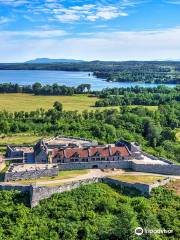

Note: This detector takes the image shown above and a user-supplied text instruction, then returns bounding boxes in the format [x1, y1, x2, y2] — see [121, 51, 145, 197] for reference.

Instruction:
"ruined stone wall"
[4, 167, 58, 182]
[131, 162, 180, 176]
[58, 160, 131, 170]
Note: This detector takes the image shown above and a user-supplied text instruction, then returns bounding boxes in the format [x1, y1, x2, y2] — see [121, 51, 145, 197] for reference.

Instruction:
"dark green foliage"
[0, 99, 179, 162]
[0, 83, 91, 96]
[95, 86, 180, 107]
[0, 184, 179, 240]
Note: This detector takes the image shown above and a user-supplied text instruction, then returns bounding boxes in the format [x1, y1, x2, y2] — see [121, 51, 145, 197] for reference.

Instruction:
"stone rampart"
[102, 178, 150, 195]
[0, 176, 172, 208]
[0, 184, 30, 192]
[30, 178, 100, 208]
[4, 167, 58, 182]
[59, 161, 131, 170]
[102, 177, 171, 195]
[141, 152, 173, 164]
[131, 162, 180, 176]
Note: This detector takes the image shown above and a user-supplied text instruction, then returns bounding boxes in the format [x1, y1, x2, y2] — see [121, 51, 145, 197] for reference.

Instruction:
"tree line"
[95, 86, 180, 107]
[0, 83, 91, 95]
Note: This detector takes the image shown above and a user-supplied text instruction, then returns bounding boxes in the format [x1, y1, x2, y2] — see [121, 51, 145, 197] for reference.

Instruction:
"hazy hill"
[25, 58, 85, 63]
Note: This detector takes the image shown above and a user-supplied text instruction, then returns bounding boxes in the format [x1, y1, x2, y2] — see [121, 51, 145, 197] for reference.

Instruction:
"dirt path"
[2, 169, 180, 186]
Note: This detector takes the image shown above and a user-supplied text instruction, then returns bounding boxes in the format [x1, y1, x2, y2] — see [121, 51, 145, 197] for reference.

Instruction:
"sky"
[0, 0, 180, 62]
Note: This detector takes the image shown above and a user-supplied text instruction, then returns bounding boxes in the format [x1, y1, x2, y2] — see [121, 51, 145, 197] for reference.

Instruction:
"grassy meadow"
[110, 175, 164, 184]
[0, 93, 99, 112]
[0, 93, 158, 112]
[0, 134, 42, 145]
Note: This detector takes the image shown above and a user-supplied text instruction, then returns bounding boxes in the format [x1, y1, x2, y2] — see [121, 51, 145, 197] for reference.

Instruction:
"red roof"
[111, 146, 130, 157]
[64, 148, 89, 158]
[88, 147, 110, 157]
[53, 146, 130, 159]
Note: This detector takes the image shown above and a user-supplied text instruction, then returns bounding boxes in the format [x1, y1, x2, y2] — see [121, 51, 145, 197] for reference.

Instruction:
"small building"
[115, 141, 142, 159]
[6, 145, 34, 163]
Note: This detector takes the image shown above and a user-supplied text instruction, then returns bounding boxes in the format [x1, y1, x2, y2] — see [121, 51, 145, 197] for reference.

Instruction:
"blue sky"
[0, 0, 180, 62]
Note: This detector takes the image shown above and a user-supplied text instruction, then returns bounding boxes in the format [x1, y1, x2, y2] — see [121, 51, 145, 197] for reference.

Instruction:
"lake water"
[0, 70, 177, 90]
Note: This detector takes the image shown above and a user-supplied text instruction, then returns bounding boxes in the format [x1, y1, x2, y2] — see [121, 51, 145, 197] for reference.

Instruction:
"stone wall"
[4, 167, 58, 182]
[102, 178, 150, 195]
[0, 184, 30, 192]
[102, 177, 171, 195]
[59, 160, 131, 170]
[0, 176, 172, 208]
[30, 178, 100, 208]
[30, 176, 172, 207]
[131, 162, 180, 176]
[141, 151, 173, 164]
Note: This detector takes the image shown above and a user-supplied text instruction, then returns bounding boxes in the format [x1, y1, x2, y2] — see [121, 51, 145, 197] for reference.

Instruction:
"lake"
[0, 70, 177, 90]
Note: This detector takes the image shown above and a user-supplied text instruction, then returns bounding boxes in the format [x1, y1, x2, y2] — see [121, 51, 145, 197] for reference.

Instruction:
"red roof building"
[52, 145, 131, 163]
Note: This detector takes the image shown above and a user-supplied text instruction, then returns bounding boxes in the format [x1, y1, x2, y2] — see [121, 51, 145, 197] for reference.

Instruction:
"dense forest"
[95, 86, 180, 107]
[0, 61, 180, 83]
[0, 100, 179, 162]
[0, 183, 179, 240]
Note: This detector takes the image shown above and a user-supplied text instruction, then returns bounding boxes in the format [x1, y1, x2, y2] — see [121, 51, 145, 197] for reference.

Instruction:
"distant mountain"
[25, 58, 85, 63]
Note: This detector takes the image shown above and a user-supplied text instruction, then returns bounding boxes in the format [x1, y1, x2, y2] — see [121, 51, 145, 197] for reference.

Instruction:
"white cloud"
[0, 1, 145, 23]
[0, 16, 11, 24]
[0, 29, 67, 38]
[0, 0, 29, 7]
[55, 13, 80, 23]
[0, 27, 180, 62]
[95, 6, 128, 20]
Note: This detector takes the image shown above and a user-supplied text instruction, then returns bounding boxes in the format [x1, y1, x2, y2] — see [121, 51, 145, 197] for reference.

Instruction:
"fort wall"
[0, 176, 172, 208]
[58, 160, 131, 170]
[131, 162, 180, 176]
[4, 166, 58, 182]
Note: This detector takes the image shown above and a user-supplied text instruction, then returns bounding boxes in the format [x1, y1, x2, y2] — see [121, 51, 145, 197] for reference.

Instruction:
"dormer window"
[72, 152, 80, 158]
[95, 152, 100, 157]
[115, 151, 120, 156]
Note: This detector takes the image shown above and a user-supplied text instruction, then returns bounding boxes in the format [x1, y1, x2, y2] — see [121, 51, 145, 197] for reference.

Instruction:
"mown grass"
[110, 175, 164, 184]
[0, 93, 158, 112]
[0, 134, 42, 145]
[15, 169, 89, 185]
[0, 93, 99, 112]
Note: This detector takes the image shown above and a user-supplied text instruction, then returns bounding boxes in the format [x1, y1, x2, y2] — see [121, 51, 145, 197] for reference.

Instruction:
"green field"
[0, 93, 100, 112]
[0, 134, 42, 145]
[15, 169, 89, 185]
[0, 93, 158, 112]
[110, 175, 164, 184]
